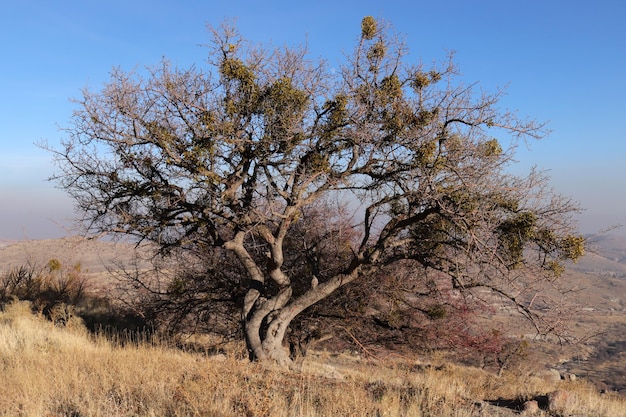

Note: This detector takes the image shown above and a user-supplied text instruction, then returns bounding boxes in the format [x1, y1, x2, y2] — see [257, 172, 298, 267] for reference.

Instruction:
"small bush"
[0, 260, 87, 323]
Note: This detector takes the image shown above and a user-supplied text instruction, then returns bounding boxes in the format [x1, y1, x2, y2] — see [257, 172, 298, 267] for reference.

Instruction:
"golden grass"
[1, 300, 625, 417]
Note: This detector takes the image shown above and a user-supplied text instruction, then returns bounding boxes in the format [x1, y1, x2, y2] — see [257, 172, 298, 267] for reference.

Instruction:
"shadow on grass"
[487, 395, 549, 412]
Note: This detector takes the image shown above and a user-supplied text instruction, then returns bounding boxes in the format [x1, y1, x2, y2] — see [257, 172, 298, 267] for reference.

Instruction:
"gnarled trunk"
[243, 288, 294, 366]
[246, 314, 292, 366]
[242, 266, 363, 367]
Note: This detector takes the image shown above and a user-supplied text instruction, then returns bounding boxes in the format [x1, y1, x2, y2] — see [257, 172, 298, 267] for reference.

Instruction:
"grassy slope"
[3, 236, 626, 413]
[1, 301, 625, 417]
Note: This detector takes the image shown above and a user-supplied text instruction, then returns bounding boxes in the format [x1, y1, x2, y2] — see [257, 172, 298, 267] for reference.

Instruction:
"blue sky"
[1, 0, 624, 239]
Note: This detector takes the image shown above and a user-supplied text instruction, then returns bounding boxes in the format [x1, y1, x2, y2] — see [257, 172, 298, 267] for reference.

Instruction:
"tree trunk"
[244, 311, 269, 362]
[243, 285, 294, 365]
[242, 267, 363, 367]
[244, 308, 293, 366]
[261, 317, 293, 366]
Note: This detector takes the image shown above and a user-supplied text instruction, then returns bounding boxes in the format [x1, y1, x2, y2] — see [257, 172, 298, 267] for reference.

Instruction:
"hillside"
[1, 300, 626, 416]
[2, 235, 626, 395]
[569, 234, 626, 278]
[4, 234, 622, 311]
[0, 236, 148, 275]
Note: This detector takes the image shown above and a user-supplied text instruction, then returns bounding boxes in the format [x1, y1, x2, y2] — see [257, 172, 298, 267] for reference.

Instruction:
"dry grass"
[1, 300, 625, 417]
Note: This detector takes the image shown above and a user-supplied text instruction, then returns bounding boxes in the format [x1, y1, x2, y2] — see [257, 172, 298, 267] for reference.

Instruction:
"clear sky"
[1, 0, 625, 239]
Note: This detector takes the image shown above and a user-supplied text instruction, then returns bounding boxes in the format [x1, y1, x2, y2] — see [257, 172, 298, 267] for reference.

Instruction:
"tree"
[49, 17, 584, 366]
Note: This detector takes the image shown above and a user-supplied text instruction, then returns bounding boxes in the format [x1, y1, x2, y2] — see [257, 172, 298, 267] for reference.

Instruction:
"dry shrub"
[0, 259, 87, 321]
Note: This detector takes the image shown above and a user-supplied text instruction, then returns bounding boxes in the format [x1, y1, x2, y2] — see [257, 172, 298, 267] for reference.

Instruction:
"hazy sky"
[1, 0, 625, 239]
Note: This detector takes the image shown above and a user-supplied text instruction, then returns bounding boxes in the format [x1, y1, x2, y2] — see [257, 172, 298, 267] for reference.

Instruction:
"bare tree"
[48, 17, 584, 366]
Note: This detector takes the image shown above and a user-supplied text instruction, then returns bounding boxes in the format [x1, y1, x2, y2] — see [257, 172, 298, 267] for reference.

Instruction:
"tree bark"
[243, 284, 293, 363]
[243, 264, 363, 366]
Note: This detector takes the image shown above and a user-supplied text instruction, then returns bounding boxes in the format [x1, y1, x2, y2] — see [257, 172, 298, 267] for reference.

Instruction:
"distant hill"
[0, 236, 150, 275]
[569, 234, 626, 278]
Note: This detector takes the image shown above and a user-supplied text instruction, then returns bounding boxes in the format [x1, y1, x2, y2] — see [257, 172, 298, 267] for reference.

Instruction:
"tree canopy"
[50, 17, 584, 366]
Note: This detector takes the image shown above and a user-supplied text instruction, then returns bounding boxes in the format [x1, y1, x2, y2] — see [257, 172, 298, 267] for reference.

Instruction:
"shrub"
[0, 260, 87, 323]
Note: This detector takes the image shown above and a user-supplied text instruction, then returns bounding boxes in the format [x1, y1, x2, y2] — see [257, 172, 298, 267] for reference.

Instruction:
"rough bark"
[242, 251, 365, 365]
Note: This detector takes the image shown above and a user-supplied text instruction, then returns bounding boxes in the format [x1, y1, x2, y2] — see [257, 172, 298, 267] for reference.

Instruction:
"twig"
[341, 326, 381, 362]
